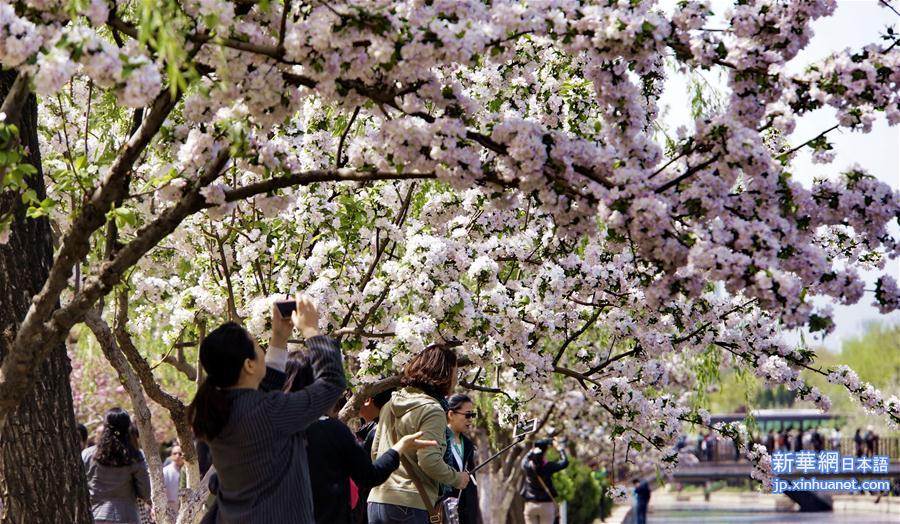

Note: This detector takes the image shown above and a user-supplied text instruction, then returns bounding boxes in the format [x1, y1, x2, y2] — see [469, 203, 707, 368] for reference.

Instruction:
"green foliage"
[552, 457, 606, 524]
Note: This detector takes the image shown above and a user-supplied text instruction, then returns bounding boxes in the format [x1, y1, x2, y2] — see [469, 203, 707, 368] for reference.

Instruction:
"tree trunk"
[0, 70, 93, 523]
[473, 429, 527, 524]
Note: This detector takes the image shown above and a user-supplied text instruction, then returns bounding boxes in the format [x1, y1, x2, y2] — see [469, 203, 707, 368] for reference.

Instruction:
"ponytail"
[188, 379, 233, 442]
[187, 321, 257, 442]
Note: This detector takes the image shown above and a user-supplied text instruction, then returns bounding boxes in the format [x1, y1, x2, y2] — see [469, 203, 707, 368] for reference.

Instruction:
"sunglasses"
[452, 410, 477, 420]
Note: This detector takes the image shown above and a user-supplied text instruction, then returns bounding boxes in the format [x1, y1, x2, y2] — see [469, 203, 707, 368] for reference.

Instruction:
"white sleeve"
[266, 345, 288, 372]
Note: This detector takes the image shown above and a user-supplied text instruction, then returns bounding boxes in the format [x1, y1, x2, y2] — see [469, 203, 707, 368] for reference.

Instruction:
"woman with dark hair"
[187, 296, 346, 523]
[82, 407, 151, 524]
[368, 344, 470, 524]
[446, 394, 483, 524]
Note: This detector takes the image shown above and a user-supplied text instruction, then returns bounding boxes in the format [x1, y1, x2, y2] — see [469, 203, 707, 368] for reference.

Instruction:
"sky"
[656, 0, 900, 351]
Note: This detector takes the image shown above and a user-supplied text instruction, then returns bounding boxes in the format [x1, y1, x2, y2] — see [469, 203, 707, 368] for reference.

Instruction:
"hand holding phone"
[291, 295, 320, 339]
[275, 300, 296, 318]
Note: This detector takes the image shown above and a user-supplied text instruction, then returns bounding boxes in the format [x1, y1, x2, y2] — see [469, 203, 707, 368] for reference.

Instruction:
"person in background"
[163, 445, 185, 520]
[763, 430, 775, 454]
[78, 423, 89, 450]
[368, 343, 470, 524]
[520, 438, 568, 524]
[864, 426, 878, 456]
[793, 428, 804, 452]
[187, 296, 346, 523]
[776, 427, 788, 452]
[357, 389, 396, 455]
[810, 427, 823, 453]
[445, 394, 483, 524]
[83, 407, 151, 524]
[632, 478, 651, 524]
[830, 426, 842, 452]
[854, 428, 864, 457]
[352, 388, 395, 524]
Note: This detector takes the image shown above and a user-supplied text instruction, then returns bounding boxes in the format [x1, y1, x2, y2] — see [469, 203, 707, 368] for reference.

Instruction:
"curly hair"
[401, 343, 458, 398]
[93, 407, 143, 467]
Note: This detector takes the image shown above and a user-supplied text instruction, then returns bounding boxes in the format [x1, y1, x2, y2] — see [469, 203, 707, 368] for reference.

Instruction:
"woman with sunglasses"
[446, 394, 483, 524]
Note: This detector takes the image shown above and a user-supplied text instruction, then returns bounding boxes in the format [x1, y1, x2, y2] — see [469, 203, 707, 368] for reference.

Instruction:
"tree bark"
[0, 70, 93, 523]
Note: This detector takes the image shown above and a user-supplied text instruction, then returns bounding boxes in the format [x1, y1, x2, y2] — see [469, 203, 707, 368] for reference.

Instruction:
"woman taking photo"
[82, 408, 151, 524]
[188, 296, 346, 523]
[368, 344, 470, 524]
[446, 394, 483, 524]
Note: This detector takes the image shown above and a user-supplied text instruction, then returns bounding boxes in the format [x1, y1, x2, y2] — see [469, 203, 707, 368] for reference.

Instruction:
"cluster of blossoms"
[827, 365, 900, 425]
[3, 0, 896, 495]
[0, 4, 42, 67]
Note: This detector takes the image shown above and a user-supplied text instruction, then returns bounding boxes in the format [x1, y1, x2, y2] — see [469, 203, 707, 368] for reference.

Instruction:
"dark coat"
[206, 336, 346, 524]
[446, 433, 483, 524]
[350, 420, 378, 524]
[520, 449, 568, 502]
[634, 480, 651, 506]
[306, 417, 400, 524]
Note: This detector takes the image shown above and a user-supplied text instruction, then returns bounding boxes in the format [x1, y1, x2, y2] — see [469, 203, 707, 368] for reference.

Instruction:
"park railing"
[687, 435, 900, 463]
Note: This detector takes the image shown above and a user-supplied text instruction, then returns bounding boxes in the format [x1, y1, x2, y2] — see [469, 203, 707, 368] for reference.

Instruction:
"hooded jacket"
[367, 387, 465, 510]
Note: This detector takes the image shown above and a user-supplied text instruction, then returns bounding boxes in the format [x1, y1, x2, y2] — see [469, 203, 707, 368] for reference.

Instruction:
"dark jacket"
[358, 420, 378, 455]
[634, 480, 651, 506]
[307, 416, 400, 524]
[447, 433, 483, 524]
[207, 336, 346, 524]
[351, 420, 379, 524]
[520, 449, 568, 502]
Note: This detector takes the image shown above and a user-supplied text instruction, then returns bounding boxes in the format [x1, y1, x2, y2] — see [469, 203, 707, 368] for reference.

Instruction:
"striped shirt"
[208, 336, 346, 524]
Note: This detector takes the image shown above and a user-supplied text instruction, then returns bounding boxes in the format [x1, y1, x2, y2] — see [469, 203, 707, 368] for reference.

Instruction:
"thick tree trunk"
[0, 70, 93, 523]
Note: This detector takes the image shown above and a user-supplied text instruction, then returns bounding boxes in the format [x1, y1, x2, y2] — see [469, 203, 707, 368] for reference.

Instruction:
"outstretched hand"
[393, 431, 439, 454]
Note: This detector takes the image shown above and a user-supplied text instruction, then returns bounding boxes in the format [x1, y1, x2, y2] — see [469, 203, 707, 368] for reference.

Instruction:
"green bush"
[552, 458, 610, 524]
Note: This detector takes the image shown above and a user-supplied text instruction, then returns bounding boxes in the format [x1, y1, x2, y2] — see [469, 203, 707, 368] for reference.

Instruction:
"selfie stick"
[469, 435, 526, 474]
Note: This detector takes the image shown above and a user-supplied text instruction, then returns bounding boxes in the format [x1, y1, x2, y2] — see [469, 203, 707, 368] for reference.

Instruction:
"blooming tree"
[1, 0, 900, 522]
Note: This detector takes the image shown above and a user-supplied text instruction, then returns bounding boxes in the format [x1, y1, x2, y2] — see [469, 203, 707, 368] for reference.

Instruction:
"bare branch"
[336, 106, 360, 169]
[338, 355, 474, 423]
[552, 308, 603, 366]
[459, 379, 513, 400]
[224, 170, 433, 203]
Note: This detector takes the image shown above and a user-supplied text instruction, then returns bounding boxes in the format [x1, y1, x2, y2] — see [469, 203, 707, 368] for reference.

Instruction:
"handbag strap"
[529, 458, 558, 507]
[387, 409, 443, 522]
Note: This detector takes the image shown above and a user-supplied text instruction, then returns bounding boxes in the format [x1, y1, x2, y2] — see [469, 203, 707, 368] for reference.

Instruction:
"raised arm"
[267, 335, 346, 434]
[546, 448, 568, 473]
[266, 296, 346, 434]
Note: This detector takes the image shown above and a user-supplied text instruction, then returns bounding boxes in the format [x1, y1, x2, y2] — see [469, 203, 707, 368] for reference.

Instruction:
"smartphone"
[513, 418, 538, 439]
[275, 300, 296, 318]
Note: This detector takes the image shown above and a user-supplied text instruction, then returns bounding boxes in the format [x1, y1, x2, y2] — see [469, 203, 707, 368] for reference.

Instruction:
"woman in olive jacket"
[367, 344, 470, 524]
